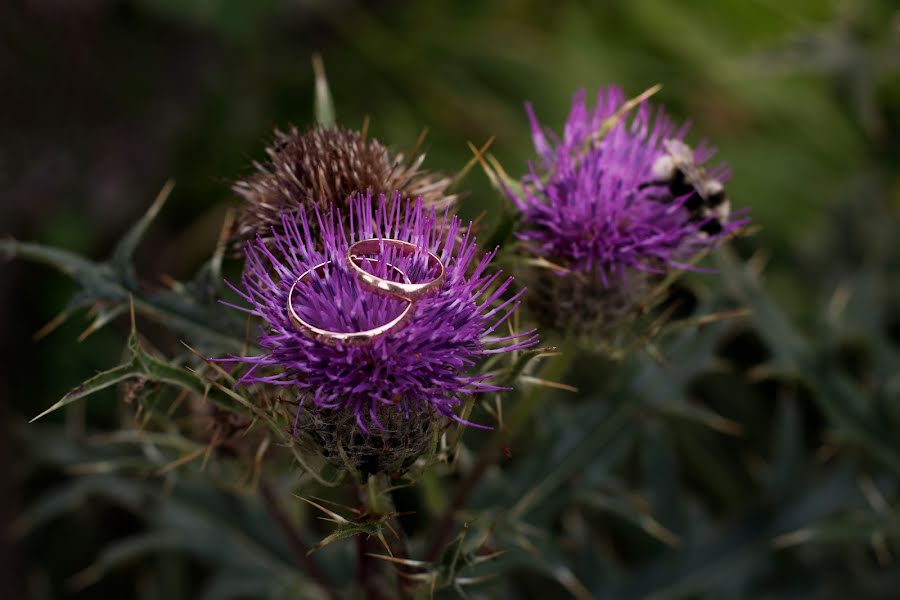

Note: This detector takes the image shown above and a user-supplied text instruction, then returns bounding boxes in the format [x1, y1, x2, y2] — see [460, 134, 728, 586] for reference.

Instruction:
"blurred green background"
[2, 0, 899, 598]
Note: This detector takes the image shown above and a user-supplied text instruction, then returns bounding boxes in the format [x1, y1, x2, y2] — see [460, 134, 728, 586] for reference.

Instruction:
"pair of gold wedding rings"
[286, 238, 445, 345]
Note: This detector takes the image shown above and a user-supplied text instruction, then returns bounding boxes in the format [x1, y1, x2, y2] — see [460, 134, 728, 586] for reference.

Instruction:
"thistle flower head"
[510, 86, 743, 280]
[219, 192, 536, 438]
[231, 126, 456, 250]
[508, 87, 748, 348]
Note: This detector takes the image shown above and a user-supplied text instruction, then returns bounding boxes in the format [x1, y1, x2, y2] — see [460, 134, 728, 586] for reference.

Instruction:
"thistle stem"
[356, 535, 386, 600]
[257, 480, 340, 600]
[354, 476, 410, 599]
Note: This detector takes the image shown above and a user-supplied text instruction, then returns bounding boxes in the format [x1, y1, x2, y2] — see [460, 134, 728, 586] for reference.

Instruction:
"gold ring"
[287, 259, 412, 345]
[347, 238, 444, 300]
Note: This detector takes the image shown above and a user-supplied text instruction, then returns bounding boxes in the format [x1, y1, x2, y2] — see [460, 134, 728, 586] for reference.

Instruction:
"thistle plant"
[8, 39, 897, 600]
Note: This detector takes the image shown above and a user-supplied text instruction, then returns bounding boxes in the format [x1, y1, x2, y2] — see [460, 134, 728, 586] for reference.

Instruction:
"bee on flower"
[506, 86, 749, 351]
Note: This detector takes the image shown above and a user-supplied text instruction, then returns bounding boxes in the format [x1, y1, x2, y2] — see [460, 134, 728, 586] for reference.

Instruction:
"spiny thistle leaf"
[576, 490, 681, 547]
[440, 529, 466, 574]
[715, 247, 808, 369]
[649, 400, 743, 436]
[1, 237, 101, 280]
[498, 346, 558, 387]
[306, 521, 389, 556]
[69, 533, 182, 591]
[11, 475, 147, 538]
[3, 208, 248, 354]
[32, 293, 96, 341]
[298, 496, 353, 525]
[312, 54, 336, 127]
[508, 398, 635, 521]
[78, 303, 128, 342]
[110, 180, 174, 283]
[29, 361, 142, 423]
[23, 474, 307, 590]
[29, 308, 253, 425]
[715, 246, 900, 473]
[772, 510, 900, 548]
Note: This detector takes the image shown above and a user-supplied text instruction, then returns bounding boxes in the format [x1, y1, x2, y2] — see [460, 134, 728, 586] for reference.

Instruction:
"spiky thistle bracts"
[218, 192, 537, 433]
[523, 264, 660, 351]
[230, 126, 456, 250]
[295, 405, 439, 476]
[509, 86, 745, 281]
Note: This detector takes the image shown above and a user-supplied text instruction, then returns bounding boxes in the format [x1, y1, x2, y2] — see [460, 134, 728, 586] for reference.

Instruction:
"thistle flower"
[508, 86, 747, 346]
[219, 193, 536, 472]
[230, 126, 456, 250]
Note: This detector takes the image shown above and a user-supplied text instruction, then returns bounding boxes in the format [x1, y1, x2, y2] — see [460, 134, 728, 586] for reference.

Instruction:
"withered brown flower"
[230, 126, 455, 250]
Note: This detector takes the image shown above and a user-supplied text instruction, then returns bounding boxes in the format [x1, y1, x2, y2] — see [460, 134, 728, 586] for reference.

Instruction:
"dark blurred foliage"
[2, 0, 899, 598]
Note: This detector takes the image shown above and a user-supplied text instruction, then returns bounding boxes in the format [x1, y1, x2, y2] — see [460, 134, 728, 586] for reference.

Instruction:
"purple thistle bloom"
[509, 86, 746, 282]
[218, 192, 537, 432]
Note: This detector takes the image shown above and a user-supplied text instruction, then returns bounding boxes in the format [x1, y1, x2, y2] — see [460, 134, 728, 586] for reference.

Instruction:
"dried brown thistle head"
[230, 126, 456, 251]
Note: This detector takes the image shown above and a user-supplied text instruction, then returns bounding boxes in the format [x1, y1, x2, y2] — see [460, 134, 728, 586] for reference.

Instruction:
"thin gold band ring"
[347, 238, 444, 300]
[287, 259, 412, 345]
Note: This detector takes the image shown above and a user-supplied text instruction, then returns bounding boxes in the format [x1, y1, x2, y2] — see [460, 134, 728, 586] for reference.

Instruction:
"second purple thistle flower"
[508, 86, 748, 347]
[218, 193, 537, 473]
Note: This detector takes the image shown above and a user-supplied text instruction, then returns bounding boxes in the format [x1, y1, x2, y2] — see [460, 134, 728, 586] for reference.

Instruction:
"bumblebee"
[640, 139, 730, 235]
